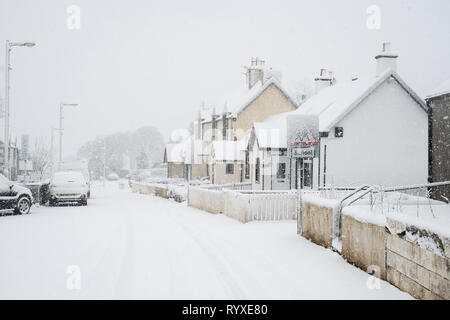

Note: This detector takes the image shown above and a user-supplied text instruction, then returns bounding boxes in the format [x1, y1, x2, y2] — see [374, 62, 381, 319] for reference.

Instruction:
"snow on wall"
[188, 186, 224, 214]
[320, 79, 428, 188]
[223, 190, 250, 222]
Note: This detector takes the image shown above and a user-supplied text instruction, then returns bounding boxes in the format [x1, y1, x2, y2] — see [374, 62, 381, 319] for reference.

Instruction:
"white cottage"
[249, 43, 429, 189]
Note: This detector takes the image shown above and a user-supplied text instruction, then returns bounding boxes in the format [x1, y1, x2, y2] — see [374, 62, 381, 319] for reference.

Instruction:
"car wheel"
[48, 200, 56, 207]
[80, 200, 87, 206]
[15, 197, 31, 215]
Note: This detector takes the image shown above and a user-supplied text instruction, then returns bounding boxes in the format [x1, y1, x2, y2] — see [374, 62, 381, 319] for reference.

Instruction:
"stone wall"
[427, 93, 450, 201]
[301, 202, 334, 248]
[386, 219, 449, 300]
[131, 183, 154, 195]
[341, 214, 386, 280]
[301, 198, 449, 300]
[154, 186, 168, 199]
[188, 186, 224, 214]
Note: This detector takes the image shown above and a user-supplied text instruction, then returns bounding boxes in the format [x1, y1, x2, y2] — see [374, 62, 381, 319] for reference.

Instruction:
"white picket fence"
[202, 182, 252, 191]
[247, 192, 297, 221]
[222, 190, 298, 223]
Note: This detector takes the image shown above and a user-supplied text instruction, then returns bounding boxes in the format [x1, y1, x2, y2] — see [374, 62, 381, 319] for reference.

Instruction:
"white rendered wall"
[320, 78, 428, 187]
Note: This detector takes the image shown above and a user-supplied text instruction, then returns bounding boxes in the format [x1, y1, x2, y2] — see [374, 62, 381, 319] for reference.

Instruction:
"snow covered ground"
[0, 182, 411, 299]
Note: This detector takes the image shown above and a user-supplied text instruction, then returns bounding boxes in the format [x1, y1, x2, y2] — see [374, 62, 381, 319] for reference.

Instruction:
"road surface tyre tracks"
[165, 209, 247, 299]
[170, 209, 308, 298]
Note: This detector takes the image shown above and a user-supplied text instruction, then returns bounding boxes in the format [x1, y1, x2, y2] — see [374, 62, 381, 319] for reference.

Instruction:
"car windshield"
[52, 172, 85, 184]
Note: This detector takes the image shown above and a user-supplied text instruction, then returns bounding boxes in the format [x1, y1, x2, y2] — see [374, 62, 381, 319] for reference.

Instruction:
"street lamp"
[50, 127, 60, 173]
[4, 40, 36, 179]
[58, 102, 78, 164]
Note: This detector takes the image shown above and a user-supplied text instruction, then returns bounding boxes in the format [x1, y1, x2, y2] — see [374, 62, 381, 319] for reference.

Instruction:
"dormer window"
[335, 127, 344, 138]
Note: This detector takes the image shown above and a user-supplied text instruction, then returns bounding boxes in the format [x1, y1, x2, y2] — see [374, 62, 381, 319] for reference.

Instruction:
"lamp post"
[58, 102, 78, 165]
[50, 127, 60, 174]
[4, 40, 35, 179]
[103, 139, 107, 187]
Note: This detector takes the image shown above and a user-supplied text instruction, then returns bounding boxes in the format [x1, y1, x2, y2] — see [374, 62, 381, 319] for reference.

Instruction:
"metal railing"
[330, 181, 450, 250]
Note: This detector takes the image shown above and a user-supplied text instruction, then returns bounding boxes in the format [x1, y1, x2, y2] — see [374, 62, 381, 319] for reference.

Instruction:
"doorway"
[295, 158, 313, 189]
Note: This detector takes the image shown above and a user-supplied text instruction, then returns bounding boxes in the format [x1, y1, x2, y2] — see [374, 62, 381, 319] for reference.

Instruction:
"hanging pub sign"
[287, 114, 319, 158]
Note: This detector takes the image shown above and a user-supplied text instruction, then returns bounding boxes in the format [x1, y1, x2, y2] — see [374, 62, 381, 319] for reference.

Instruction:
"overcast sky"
[0, 0, 449, 157]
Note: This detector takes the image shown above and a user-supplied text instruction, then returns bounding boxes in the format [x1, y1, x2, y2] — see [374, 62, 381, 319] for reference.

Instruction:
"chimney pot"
[375, 42, 398, 76]
[314, 68, 334, 93]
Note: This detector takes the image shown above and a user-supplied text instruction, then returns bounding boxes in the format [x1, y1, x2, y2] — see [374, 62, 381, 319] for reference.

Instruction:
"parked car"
[49, 171, 89, 206]
[107, 173, 119, 181]
[0, 174, 33, 214]
[58, 160, 91, 198]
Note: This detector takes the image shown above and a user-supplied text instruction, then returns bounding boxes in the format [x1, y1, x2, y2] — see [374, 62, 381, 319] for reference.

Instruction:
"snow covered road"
[0, 182, 411, 299]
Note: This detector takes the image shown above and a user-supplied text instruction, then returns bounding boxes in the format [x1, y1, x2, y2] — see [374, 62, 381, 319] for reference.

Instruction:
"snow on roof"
[164, 143, 185, 163]
[201, 77, 298, 122]
[294, 69, 427, 132]
[251, 70, 427, 147]
[253, 112, 290, 149]
[184, 137, 208, 164]
[212, 140, 246, 161]
[426, 78, 450, 99]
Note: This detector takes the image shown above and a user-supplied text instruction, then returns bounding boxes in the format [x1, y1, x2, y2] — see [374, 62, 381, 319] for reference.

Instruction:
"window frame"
[335, 127, 344, 138]
[225, 163, 234, 175]
[276, 162, 286, 179]
[255, 157, 261, 183]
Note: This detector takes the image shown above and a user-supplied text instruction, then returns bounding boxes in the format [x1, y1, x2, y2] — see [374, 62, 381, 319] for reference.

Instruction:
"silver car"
[49, 171, 89, 206]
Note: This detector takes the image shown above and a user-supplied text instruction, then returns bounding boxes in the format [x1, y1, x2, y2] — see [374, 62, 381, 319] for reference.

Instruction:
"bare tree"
[31, 138, 50, 179]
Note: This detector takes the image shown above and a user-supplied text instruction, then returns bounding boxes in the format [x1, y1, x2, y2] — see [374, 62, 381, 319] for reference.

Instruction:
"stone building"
[426, 79, 450, 201]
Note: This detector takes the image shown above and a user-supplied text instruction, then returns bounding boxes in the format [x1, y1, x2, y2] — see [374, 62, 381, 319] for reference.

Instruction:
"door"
[300, 158, 313, 189]
[272, 156, 289, 190]
[294, 158, 313, 190]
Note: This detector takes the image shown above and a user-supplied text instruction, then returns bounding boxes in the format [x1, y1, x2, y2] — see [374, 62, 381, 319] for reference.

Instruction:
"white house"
[249, 42, 429, 189]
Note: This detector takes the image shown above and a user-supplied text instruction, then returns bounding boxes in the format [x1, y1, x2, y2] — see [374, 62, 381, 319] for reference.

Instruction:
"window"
[335, 127, 344, 138]
[212, 117, 217, 140]
[245, 151, 250, 179]
[255, 158, 260, 183]
[226, 163, 234, 175]
[222, 117, 227, 139]
[276, 163, 286, 179]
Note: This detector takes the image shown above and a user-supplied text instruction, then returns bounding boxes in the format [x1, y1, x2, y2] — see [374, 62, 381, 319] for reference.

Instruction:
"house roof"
[426, 78, 450, 99]
[294, 69, 427, 132]
[164, 143, 185, 163]
[253, 112, 289, 149]
[200, 77, 299, 123]
[183, 138, 208, 164]
[251, 69, 427, 148]
[211, 139, 247, 161]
